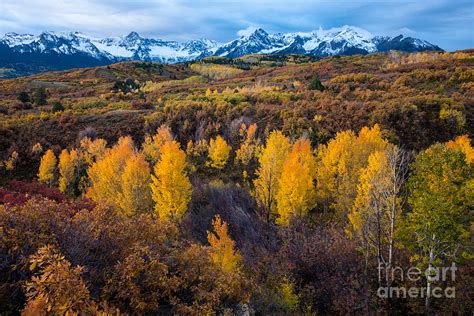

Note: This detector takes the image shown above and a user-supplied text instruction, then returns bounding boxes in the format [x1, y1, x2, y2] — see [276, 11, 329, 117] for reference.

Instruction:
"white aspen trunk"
[425, 246, 435, 313]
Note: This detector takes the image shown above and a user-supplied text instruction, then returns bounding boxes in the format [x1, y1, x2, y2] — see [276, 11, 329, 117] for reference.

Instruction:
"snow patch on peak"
[2, 32, 36, 46]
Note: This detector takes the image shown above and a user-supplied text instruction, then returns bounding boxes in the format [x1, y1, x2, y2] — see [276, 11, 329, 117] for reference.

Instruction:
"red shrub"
[8, 180, 65, 202]
[0, 188, 29, 205]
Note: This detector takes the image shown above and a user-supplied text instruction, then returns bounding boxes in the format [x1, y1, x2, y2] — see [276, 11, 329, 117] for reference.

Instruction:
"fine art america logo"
[377, 263, 457, 299]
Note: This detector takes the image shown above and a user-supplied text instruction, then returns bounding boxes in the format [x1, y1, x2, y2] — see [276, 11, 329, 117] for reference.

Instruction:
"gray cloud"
[0, 0, 472, 50]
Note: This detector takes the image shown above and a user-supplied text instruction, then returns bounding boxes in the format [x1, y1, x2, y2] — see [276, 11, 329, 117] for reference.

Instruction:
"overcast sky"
[0, 0, 472, 51]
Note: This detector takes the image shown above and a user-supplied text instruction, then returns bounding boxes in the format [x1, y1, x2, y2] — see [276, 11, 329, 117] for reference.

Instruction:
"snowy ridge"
[0, 26, 442, 65]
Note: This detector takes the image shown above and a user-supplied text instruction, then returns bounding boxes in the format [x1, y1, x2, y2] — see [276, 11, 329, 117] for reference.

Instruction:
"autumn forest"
[0, 51, 473, 314]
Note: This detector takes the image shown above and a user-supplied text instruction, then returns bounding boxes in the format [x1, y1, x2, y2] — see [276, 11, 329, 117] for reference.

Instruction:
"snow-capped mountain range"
[0, 26, 442, 76]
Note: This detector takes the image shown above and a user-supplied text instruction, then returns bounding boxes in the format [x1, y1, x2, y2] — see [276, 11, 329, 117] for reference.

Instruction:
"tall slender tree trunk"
[363, 241, 370, 313]
[387, 176, 397, 299]
[388, 179, 397, 269]
[425, 247, 435, 314]
[376, 209, 384, 288]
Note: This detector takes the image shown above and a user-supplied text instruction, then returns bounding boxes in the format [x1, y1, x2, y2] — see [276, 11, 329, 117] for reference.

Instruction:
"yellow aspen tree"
[356, 124, 389, 166]
[349, 151, 390, 256]
[236, 123, 260, 179]
[150, 140, 192, 222]
[118, 153, 153, 216]
[142, 125, 174, 164]
[276, 139, 317, 225]
[207, 135, 232, 169]
[38, 149, 57, 186]
[86, 136, 135, 205]
[79, 137, 107, 165]
[344, 125, 388, 212]
[253, 131, 291, 221]
[278, 277, 300, 312]
[185, 139, 209, 172]
[207, 215, 242, 273]
[316, 124, 388, 216]
[205, 88, 212, 97]
[58, 149, 78, 195]
[316, 130, 356, 209]
[446, 135, 474, 164]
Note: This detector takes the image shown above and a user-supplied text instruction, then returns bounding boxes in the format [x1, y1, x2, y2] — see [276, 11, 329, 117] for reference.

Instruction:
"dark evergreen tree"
[308, 77, 325, 91]
[34, 88, 48, 105]
[52, 102, 65, 113]
[17, 91, 30, 103]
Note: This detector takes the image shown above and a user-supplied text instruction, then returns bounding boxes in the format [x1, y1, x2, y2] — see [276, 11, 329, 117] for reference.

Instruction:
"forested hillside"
[0, 50, 473, 314]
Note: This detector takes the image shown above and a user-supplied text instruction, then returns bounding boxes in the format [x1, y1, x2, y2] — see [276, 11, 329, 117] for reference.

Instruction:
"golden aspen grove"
[0, 48, 473, 314]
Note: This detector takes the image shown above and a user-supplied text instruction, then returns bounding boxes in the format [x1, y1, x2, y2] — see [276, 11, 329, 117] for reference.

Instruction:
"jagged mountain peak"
[120, 31, 148, 48]
[248, 28, 269, 38]
[248, 28, 275, 44]
[125, 31, 142, 39]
